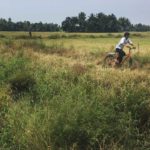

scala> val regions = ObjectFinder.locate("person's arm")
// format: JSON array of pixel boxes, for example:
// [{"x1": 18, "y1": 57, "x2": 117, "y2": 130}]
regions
[
  {"x1": 127, "y1": 39, "x2": 136, "y2": 49},
  {"x1": 128, "y1": 39, "x2": 133, "y2": 46}
]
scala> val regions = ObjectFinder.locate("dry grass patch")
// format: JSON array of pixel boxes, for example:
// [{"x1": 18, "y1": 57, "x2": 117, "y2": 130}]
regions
[{"x1": 71, "y1": 63, "x2": 87, "y2": 75}]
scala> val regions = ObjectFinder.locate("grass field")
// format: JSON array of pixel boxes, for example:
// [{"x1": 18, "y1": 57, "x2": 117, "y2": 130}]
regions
[{"x1": 0, "y1": 32, "x2": 150, "y2": 150}]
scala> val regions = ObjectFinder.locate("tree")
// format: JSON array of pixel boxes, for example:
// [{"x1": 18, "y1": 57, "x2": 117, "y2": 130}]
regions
[
  {"x1": 87, "y1": 13, "x2": 98, "y2": 32},
  {"x1": 62, "y1": 17, "x2": 72, "y2": 32},
  {"x1": 106, "y1": 14, "x2": 119, "y2": 32},
  {"x1": 118, "y1": 17, "x2": 132, "y2": 31},
  {"x1": 0, "y1": 18, "x2": 7, "y2": 31},
  {"x1": 0, "y1": 18, "x2": 60, "y2": 32},
  {"x1": 62, "y1": 17, "x2": 79, "y2": 32},
  {"x1": 96, "y1": 13, "x2": 107, "y2": 32},
  {"x1": 78, "y1": 12, "x2": 86, "y2": 32}
]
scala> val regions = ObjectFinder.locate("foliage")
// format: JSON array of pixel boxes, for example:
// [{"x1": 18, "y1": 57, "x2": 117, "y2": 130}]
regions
[
  {"x1": 0, "y1": 18, "x2": 60, "y2": 32},
  {"x1": 62, "y1": 12, "x2": 150, "y2": 32},
  {"x1": 1, "y1": 68, "x2": 150, "y2": 149},
  {"x1": 1, "y1": 12, "x2": 150, "y2": 32},
  {"x1": 9, "y1": 72, "x2": 36, "y2": 97}
]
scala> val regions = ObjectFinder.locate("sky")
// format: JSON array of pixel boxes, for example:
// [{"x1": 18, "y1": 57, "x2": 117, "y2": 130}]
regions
[{"x1": 0, "y1": 0, "x2": 150, "y2": 25}]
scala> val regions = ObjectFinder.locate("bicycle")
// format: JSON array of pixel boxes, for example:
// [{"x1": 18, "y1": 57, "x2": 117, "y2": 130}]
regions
[{"x1": 102, "y1": 46, "x2": 140, "y2": 69}]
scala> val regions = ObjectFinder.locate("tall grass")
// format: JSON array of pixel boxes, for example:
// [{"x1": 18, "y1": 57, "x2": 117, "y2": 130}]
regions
[
  {"x1": 0, "y1": 32, "x2": 150, "y2": 150},
  {"x1": 1, "y1": 63, "x2": 150, "y2": 149}
]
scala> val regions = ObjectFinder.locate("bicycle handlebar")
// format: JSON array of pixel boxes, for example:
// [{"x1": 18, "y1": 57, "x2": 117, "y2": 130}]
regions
[{"x1": 128, "y1": 46, "x2": 136, "y2": 50}]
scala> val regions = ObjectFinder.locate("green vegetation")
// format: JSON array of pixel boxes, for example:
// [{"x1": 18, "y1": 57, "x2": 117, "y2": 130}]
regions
[
  {"x1": 0, "y1": 32, "x2": 150, "y2": 150},
  {"x1": 1, "y1": 12, "x2": 150, "y2": 32}
]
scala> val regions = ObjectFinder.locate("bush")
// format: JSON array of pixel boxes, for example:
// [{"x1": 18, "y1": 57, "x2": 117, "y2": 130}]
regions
[
  {"x1": 1, "y1": 57, "x2": 29, "y2": 81},
  {"x1": 0, "y1": 34, "x2": 5, "y2": 38},
  {"x1": 9, "y1": 73, "x2": 36, "y2": 98}
]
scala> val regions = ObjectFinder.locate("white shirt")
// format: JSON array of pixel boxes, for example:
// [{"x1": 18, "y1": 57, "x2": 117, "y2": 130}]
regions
[{"x1": 116, "y1": 37, "x2": 132, "y2": 49}]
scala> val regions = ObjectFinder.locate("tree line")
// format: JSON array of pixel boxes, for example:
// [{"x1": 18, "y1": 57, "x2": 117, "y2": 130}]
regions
[
  {"x1": 62, "y1": 12, "x2": 150, "y2": 32},
  {"x1": 0, "y1": 18, "x2": 60, "y2": 32},
  {"x1": 0, "y1": 12, "x2": 150, "y2": 32}
]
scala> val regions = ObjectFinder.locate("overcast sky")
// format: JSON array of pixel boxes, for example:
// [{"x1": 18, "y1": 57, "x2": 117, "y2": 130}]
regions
[{"x1": 0, "y1": 0, "x2": 150, "y2": 25}]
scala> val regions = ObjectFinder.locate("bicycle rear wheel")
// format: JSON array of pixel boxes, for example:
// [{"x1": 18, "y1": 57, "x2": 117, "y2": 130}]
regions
[{"x1": 103, "y1": 54, "x2": 115, "y2": 68}]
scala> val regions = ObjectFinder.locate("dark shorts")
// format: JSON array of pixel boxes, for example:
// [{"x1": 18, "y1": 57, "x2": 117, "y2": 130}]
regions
[{"x1": 115, "y1": 48, "x2": 126, "y2": 63}]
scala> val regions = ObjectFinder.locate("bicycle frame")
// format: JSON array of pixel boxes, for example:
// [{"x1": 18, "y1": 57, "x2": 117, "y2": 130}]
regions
[{"x1": 120, "y1": 47, "x2": 132, "y2": 65}]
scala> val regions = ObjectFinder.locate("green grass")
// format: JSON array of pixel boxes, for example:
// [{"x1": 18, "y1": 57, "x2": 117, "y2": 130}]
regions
[{"x1": 0, "y1": 32, "x2": 150, "y2": 150}]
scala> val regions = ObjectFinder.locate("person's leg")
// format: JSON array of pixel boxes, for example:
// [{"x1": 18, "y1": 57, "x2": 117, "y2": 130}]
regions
[
  {"x1": 115, "y1": 49, "x2": 122, "y2": 64},
  {"x1": 120, "y1": 50, "x2": 126, "y2": 64}
]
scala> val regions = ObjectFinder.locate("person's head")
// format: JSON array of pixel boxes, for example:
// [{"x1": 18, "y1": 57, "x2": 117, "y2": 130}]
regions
[{"x1": 124, "y1": 32, "x2": 130, "y2": 39}]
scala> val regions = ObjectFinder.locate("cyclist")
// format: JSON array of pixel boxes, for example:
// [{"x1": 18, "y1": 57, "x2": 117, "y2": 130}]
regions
[{"x1": 115, "y1": 32, "x2": 134, "y2": 64}]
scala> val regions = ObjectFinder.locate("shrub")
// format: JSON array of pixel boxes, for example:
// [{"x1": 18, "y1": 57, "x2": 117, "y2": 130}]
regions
[
  {"x1": 2, "y1": 57, "x2": 30, "y2": 81},
  {"x1": 0, "y1": 34, "x2": 5, "y2": 38},
  {"x1": 9, "y1": 73, "x2": 36, "y2": 98}
]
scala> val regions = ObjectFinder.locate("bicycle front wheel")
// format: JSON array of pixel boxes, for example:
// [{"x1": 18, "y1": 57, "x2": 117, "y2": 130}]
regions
[{"x1": 122, "y1": 58, "x2": 141, "y2": 69}]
